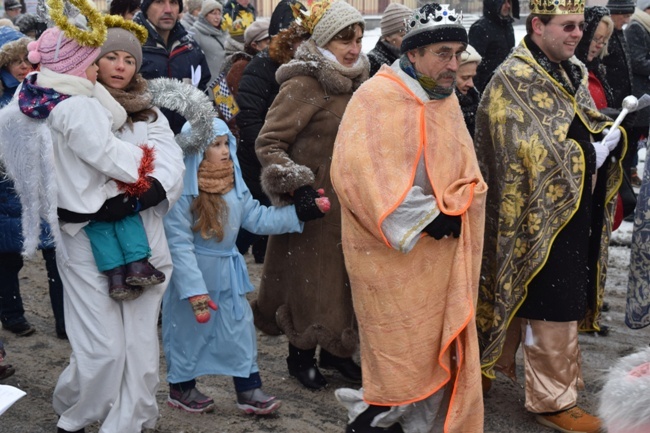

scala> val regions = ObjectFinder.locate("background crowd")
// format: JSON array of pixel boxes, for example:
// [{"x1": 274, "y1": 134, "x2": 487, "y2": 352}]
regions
[{"x1": 0, "y1": 0, "x2": 649, "y2": 433}]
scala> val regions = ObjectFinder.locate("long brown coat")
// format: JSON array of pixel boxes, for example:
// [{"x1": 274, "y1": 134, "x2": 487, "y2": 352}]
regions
[{"x1": 251, "y1": 40, "x2": 369, "y2": 357}]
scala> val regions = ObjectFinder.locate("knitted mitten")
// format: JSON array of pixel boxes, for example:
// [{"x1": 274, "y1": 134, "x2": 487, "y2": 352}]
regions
[{"x1": 188, "y1": 294, "x2": 218, "y2": 323}]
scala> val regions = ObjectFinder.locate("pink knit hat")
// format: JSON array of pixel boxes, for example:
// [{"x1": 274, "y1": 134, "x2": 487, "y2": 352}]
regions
[{"x1": 27, "y1": 26, "x2": 100, "y2": 78}]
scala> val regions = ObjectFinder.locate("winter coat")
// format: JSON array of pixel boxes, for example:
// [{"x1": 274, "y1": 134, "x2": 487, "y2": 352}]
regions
[
  {"x1": 162, "y1": 122, "x2": 302, "y2": 383},
  {"x1": 134, "y1": 12, "x2": 211, "y2": 133},
  {"x1": 191, "y1": 17, "x2": 229, "y2": 80},
  {"x1": 468, "y1": 0, "x2": 519, "y2": 92},
  {"x1": 0, "y1": 69, "x2": 17, "y2": 107},
  {"x1": 367, "y1": 39, "x2": 399, "y2": 77},
  {"x1": 251, "y1": 40, "x2": 369, "y2": 357},
  {"x1": 456, "y1": 86, "x2": 481, "y2": 139},
  {"x1": 603, "y1": 28, "x2": 634, "y2": 109},
  {"x1": 235, "y1": 49, "x2": 279, "y2": 201},
  {"x1": 180, "y1": 13, "x2": 196, "y2": 32},
  {"x1": 624, "y1": 12, "x2": 650, "y2": 128}
]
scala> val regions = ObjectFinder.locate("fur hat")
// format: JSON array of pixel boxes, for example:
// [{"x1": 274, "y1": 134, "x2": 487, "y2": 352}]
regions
[
  {"x1": 599, "y1": 347, "x2": 650, "y2": 433},
  {"x1": 27, "y1": 26, "x2": 100, "y2": 78},
  {"x1": 141, "y1": 0, "x2": 183, "y2": 16},
  {"x1": 459, "y1": 43, "x2": 481, "y2": 66},
  {"x1": 98, "y1": 27, "x2": 143, "y2": 72},
  {"x1": 310, "y1": 0, "x2": 364, "y2": 47},
  {"x1": 244, "y1": 19, "x2": 269, "y2": 45},
  {"x1": 380, "y1": 3, "x2": 411, "y2": 37},
  {"x1": 0, "y1": 26, "x2": 29, "y2": 69},
  {"x1": 200, "y1": 0, "x2": 222, "y2": 18},
  {"x1": 606, "y1": 0, "x2": 636, "y2": 14},
  {"x1": 401, "y1": 3, "x2": 467, "y2": 54},
  {"x1": 14, "y1": 13, "x2": 44, "y2": 38}
]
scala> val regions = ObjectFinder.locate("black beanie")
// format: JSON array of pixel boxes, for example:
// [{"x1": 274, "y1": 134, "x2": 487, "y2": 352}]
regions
[
  {"x1": 606, "y1": 0, "x2": 636, "y2": 14},
  {"x1": 269, "y1": 0, "x2": 305, "y2": 37},
  {"x1": 141, "y1": 0, "x2": 183, "y2": 17}
]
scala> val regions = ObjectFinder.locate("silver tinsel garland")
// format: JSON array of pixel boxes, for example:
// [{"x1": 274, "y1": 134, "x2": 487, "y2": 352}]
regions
[{"x1": 147, "y1": 78, "x2": 217, "y2": 156}]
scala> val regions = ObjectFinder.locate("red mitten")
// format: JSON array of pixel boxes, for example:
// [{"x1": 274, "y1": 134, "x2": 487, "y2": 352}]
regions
[{"x1": 188, "y1": 294, "x2": 218, "y2": 323}]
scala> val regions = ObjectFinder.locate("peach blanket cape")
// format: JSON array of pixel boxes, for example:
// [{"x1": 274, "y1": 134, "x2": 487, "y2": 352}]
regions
[{"x1": 331, "y1": 65, "x2": 487, "y2": 433}]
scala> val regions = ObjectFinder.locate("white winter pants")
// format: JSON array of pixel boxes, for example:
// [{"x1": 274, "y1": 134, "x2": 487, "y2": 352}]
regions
[{"x1": 53, "y1": 215, "x2": 171, "y2": 433}]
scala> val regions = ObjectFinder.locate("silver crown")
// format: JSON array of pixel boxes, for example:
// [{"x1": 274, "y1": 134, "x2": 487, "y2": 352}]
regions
[{"x1": 406, "y1": 3, "x2": 463, "y2": 34}]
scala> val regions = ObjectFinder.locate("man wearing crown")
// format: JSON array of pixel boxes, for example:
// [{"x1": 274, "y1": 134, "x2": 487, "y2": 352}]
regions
[
  {"x1": 331, "y1": 3, "x2": 487, "y2": 432},
  {"x1": 474, "y1": 0, "x2": 625, "y2": 431}
]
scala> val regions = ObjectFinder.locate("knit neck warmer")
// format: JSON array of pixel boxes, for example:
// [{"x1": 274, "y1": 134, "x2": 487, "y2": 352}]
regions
[
  {"x1": 524, "y1": 35, "x2": 582, "y2": 97},
  {"x1": 198, "y1": 158, "x2": 234, "y2": 194},
  {"x1": 103, "y1": 74, "x2": 153, "y2": 115},
  {"x1": 399, "y1": 54, "x2": 453, "y2": 100}
]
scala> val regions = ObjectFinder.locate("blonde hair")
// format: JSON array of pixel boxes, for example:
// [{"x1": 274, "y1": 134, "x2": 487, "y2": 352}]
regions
[
  {"x1": 191, "y1": 192, "x2": 229, "y2": 241},
  {"x1": 597, "y1": 15, "x2": 615, "y2": 59}
]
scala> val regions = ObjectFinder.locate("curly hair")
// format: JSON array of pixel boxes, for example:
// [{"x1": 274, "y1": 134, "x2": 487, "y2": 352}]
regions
[
  {"x1": 0, "y1": 37, "x2": 30, "y2": 70},
  {"x1": 269, "y1": 21, "x2": 310, "y2": 65}
]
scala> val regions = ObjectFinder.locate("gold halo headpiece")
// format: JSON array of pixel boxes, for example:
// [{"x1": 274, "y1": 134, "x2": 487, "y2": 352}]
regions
[{"x1": 529, "y1": 0, "x2": 585, "y2": 15}]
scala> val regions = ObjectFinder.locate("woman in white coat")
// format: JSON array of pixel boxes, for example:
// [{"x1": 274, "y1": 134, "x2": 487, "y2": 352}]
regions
[{"x1": 12, "y1": 22, "x2": 184, "y2": 433}]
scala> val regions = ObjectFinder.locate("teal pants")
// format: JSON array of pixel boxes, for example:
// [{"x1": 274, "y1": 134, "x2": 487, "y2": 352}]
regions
[{"x1": 84, "y1": 213, "x2": 151, "y2": 272}]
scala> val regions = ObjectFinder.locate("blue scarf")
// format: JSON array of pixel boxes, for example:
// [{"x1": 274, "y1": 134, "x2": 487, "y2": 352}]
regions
[{"x1": 18, "y1": 74, "x2": 71, "y2": 119}]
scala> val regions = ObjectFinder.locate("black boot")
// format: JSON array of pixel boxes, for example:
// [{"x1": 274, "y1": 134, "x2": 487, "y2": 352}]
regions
[
  {"x1": 346, "y1": 404, "x2": 405, "y2": 433},
  {"x1": 287, "y1": 343, "x2": 327, "y2": 390},
  {"x1": 319, "y1": 349, "x2": 362, "y2": 383},
  {"x1": 57, "y1": 427, "x2": 85, "y2": 433}
]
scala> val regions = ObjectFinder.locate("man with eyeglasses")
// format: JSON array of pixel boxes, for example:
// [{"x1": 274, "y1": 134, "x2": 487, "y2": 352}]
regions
[
  {"x1": 474, "y1": 0, "x2": 624, "y2": 432},
  {"x1": 331, "y1": 3, "x2": 487, "y2": 432}
]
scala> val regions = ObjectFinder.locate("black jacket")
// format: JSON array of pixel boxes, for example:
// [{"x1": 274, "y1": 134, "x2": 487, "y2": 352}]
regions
[
  {"x1": 455, "y1": 87, "x2": 481, "y2": 139},
  {"x1": 468, "y1": 0, "x2": 519, "y2": 92},
  {"x1": 235, "y1": 49, "x2": 279, "y2": 200},
  {"x1": 134, "y1": 12, "x2": 211, "y2": 133},
  {"x1": 367, "y1": 39, "x2": 399, "y2": 76},
  {"x1": 624, "y1": 20, "x2": 650, "y2": 127},
  {"x1": 603, "y1": 28, "x2": 634, "y2": 109}
]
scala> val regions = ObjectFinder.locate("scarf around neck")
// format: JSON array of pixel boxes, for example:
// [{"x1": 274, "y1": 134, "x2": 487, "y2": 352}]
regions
[
  {"x1": 399, "y1": 54, "x2": 454, "y2": 100},
  {"x1": 103, "y1": 74, "x2": 153, "y2": 115},
  {"x1": 198, "y1": 158, "x2": 235, "y2": 194}
]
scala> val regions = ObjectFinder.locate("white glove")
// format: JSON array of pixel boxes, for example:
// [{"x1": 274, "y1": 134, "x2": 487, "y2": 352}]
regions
[
  {"x1": 602, "y1": 127, "x2": 621, "y2": 152},
  {"x1": 592, "y1": 140, "x2": 609, "y2": 169}
]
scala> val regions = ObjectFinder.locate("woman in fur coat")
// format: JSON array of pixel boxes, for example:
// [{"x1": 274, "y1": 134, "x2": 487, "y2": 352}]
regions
[{"x1": 251, "y1": 0, "x2": 369, "y2": 390}]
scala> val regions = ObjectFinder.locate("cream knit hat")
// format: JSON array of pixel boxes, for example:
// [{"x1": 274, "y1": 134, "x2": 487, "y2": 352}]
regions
[
  {"x1": 380, "y1": 3, "x2": 411, "y2": 37},
  {"x1": 200, "y1": 0, "x2": 223, "y2": 18},
  {"x1": 459, "y1": 44, "x2": 481, "y2": 67},
  {"x1": 311, "y1": 1, "x2": 364, "y2": 47}
]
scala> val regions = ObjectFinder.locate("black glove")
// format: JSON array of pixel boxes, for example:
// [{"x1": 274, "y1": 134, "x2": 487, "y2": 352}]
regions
[
  {"x1": 92, "y1": 194, "x2": 139, "y2": 222},
  {"x1": 137, "y1": 177, "x2": 167, "y2": 211},
  {"x1": 423, "y1": 213, "x2": 462, "y2": 240},
  {"x1": 293, "y1": 185, "x2": 325, "y2": 222}
]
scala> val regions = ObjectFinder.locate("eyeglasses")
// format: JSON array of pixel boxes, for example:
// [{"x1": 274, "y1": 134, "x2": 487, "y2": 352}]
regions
[
  {"x1": 547, "y1": 22, "x2": 585, "y2": 33},
  {"x1": 592, "y1": 35, "x2": 609, "y2": 45},
  {"x1": 9, "y1": 57, "x2": 30, "y2": 67},
  {"x1": 425, "y1": 48, "x2": 471, "y2": 63}
]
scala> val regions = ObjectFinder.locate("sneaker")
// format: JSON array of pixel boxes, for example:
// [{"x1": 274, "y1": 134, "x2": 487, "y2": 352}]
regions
[
  {"x1": 125, "y1": 259, "x2": 166, "y2": 286},
  {"x1": 167, "y1": 387, "x2": 215, "y2": 413},
  {"x1": 236, "y1": 388, "x2": 281, "y2": 415},
  {"x1": 2, "y1": 321, "x2": 35, "y2": 337},
  {"x1": 536, "y1": 406, "x2": 602, "y2": 433}
]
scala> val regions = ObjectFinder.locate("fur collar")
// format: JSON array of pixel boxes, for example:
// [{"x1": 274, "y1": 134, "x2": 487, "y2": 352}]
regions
[{"x1": 275, "y1": 39, "x2": 369, "y2": 96}]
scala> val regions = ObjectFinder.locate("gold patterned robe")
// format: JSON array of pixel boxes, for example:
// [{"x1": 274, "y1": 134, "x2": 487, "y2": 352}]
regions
[{"x1": 474, "y1": 40, "x2": 625, "y2": 377}]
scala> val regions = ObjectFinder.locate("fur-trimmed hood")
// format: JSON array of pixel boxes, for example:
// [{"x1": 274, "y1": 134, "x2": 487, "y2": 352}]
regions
[
  {"x1": 275, "y1": 39, "x2": 369, "y2": 96},
  {"x1": 0, "y1": 37, "x2": 30, "y2": 96}
]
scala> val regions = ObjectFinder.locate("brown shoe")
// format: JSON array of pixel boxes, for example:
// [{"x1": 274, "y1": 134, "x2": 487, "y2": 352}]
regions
[
  {"x1": 125, "y1": 259, "x2": 166, "y2": 286},
  {"x1": 0, "y1": 364, "x2": 15, "y2": 380},
  {"x1": 104, "y1": 266, "x2": 131, "y2": 301},
  {"x1": 536, "y1": 406, "x2": 602, "y2": 433}
]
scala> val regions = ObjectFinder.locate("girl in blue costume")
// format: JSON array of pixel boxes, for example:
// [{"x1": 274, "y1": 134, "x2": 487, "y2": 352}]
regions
[{"x1": 162, "y1": 117, "x2": 329, "y2": 414}]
